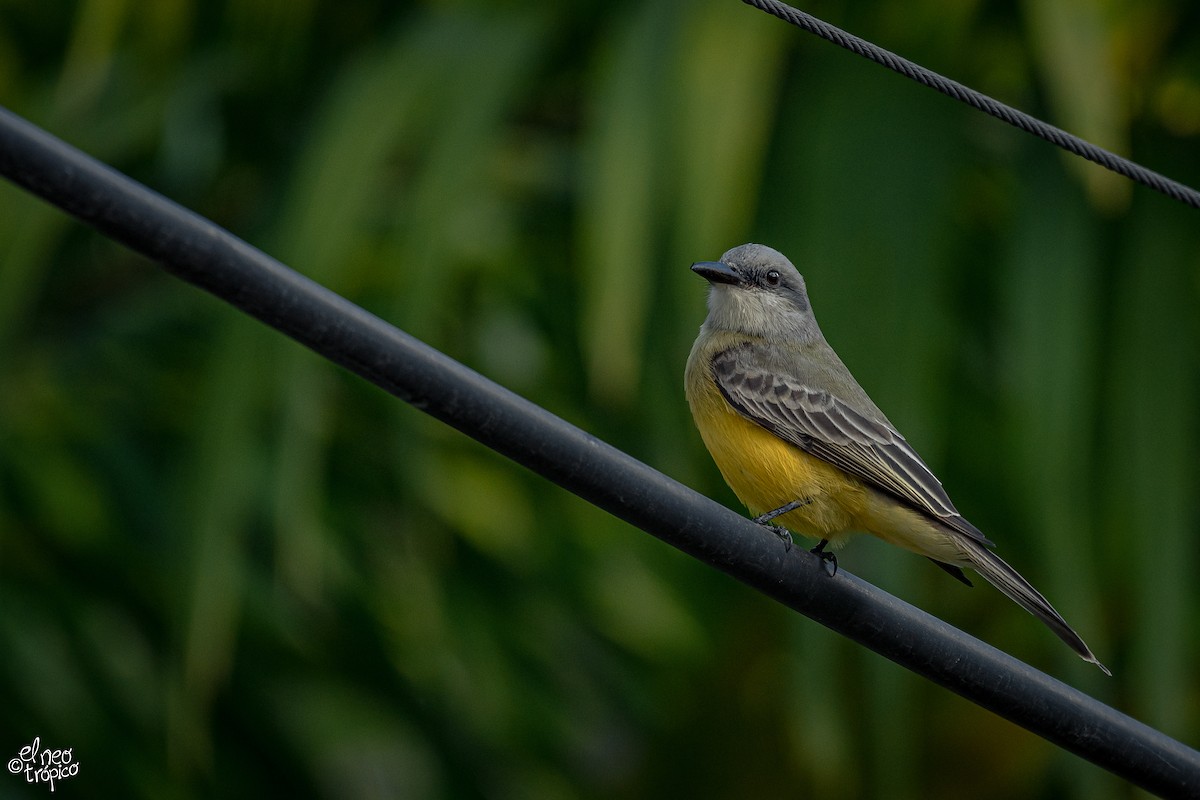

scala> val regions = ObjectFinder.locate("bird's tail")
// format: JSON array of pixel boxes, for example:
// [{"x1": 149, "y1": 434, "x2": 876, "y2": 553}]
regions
[{"x1": 961, "y1": 539, "x2": 1110, "y2": 676}]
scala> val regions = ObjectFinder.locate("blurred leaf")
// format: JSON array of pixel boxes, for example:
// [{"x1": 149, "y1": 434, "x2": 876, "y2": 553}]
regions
[
  {"x1": 998, "y1": 159, "x2": 1113, "y2": 797},
  {"x1": 172, "y1": 317, "x2": 265, "y2": 775},
  {"x1": 54, "y1": 0, "x2": 131, "y2": 115},
  {"x1": 1021, "y1": 0, "x2": 1129, "y2": 210},
  {"x1": 270, "y1": 679, "x2": 443, "y2": 799},
  {"x1": 586, "y1": 549, "x2": 704, "y2": 661},
  {"x1": 578, "y1": 0, "x2": 672, "y2": 406},
  {"x1": 416, "y1": 452, "x2": 536, "y2": 569},
  {"x1": 671, "y1": 2, "x2": 788, "y2": 258},
  {"x1": 1104, "y1": 200, "x2": 1199, "y2": 739}
]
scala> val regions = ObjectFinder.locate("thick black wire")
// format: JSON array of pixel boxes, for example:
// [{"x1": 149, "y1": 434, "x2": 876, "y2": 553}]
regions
[
  {"x1": 1, "y1": 106, "x2": 1198, "y2": 798},
  {"x1": 743, "y1": 0, "x2": 1200, "y2": 210}
]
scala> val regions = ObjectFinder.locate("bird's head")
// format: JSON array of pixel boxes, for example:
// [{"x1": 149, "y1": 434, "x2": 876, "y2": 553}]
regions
[{"x1": 692, "y1": 243, "x2": 820, "y2": 341}]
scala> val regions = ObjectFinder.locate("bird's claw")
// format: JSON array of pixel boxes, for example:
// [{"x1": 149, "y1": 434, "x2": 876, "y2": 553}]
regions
[
  {"x1": 810, "y1": 539, "x2": 838, "y2": 577},
  {"x1": 753, "y1": 499, "x2": 813, "y2": 553},
  {"x1": 750, "y1": 519, "x2": 793, "y2": 552},
  {"x1": 769, "y1": 524, "x2": 793, "y2": 552}
]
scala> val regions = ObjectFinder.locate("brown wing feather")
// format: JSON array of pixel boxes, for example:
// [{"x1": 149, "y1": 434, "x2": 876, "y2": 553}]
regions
[{"x1": 711, "y1": 350, "x2": 993, "y2": 547}]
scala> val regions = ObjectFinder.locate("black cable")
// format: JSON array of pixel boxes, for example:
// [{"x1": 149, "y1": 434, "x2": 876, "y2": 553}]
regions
[
  {"x1": 0, "y1": 105, "x2": 1197, "y2": 798},
  {"x1": 743, "y1": 0, "x2": 1200, "y2": 210}
]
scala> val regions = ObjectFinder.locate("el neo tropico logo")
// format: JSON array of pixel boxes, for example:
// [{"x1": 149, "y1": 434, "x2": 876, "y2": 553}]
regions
[{"x1": 8, "y1": 737, "x2": 80, "y2": 792}]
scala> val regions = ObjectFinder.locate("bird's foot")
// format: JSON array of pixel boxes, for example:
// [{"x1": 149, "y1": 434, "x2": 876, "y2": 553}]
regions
[
  {"x1": 753, "y1": 498, "x2": 812, "y2": 525},
  {"x1": 759, "y1": 523, "x2": 793, "y2": 552},
  {"x1": 752, "y1": 499, "x2": 813, "y2": 554},
  {"x1": 810, "y1": 539, "x2": 838, "y2": 577}
]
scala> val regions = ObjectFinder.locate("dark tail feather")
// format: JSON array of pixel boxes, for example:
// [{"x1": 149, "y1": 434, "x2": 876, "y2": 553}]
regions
[
  {"x1": 962, "y1": 540, "x2": 1110, "y2": 676},
  {"x1": 928, "y1": 557, "x2": 973, "y2": 587}
]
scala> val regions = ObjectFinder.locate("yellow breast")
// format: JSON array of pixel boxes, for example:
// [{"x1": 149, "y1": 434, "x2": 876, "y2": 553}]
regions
[{"x1": 686, "y1": 370, "x2": 868, "y2": 544}]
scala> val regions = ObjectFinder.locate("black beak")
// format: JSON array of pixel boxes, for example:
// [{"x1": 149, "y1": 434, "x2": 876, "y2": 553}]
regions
[{"x1": 691, "y1": 260, "x2": 741, "y2": 286}]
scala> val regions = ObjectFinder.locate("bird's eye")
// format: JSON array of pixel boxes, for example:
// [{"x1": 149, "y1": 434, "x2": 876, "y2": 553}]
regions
[{"x1": 764, "y1": 269, "x2": 782, "y2": 287}]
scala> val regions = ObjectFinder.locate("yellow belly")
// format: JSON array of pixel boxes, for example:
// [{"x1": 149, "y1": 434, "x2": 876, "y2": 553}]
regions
[{"x1": 689, "y1": 382, "x2": 868, "y2": 545}]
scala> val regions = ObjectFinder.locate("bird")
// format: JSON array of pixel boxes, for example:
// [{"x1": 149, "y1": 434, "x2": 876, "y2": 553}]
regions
[{"x1": 684, "y1": 242, "x2": 1108, "y2": 674}]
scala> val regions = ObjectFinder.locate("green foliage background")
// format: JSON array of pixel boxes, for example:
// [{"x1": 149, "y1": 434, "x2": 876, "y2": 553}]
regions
[{"x1": 1, "y1": 0, "x2": 1198, "y2": 797}]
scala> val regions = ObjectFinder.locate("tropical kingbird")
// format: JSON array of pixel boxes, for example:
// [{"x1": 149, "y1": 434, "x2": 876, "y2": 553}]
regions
[{"x1": 685, "y1": 242, "x2": 1107, "y2": 674}]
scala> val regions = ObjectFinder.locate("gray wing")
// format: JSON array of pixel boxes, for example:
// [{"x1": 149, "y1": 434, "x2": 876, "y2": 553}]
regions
[{"x1": 711, "y1": 349, "x2": 992, "y2": 547}]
